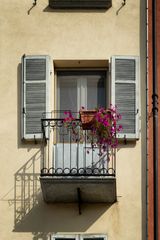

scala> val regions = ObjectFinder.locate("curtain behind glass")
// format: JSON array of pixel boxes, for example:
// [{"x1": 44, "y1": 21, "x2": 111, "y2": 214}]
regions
[
  {"x1": 58, "y1": 73, "x2": 78, "y2": 118},
  {"x1": 87, "y1": 73, "x2": 106, "y2": 109},
  {"x1": 57, "y1": 70, "x2": 106, "y2": 114}
]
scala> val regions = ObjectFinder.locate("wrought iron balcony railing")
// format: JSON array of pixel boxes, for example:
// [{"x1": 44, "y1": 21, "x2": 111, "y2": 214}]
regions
[{"x1": 41, "y1": 117, "x2": 116, "y2": 177}]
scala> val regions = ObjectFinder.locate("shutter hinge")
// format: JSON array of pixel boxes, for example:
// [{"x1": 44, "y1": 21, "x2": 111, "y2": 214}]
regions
[
  {"x1": 23, "y1": 108, "x2": 26, "y2": 114},
  {"x1": 124, "y1": 135, "x2": 127, "y2": 144},
  {"x1": 34, "y1": 135, "x2": 37, "y2": 144}
]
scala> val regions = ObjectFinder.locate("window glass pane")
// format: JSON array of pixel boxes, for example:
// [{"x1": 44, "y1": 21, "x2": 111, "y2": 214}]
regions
[
  {"x1": 87, "y1": 72, "x2": 106, "y2": 109},
  {"x1": 83, "y1": 238, "x2": 104, "y2": 240},
  {"x1": 57, "y1": 70, "x2": 107, "y2": 116},
  {"x1": 58, "y1": 72, "x2": 77, "y2": 118}
]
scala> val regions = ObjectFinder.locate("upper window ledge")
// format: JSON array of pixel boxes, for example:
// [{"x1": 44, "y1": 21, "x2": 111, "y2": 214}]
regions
[{"x1": 49, "y1": 0, "x2": 112, "y2": 10}]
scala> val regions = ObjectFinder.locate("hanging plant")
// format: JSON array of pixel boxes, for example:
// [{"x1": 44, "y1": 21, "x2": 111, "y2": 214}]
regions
[{"x1": 63, "y1": 105, "x2": 122, "y2": 153}]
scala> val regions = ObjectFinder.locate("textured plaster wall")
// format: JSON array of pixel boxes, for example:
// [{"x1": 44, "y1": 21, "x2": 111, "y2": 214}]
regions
[{"x1": 0, "y1": 0, "x2": 145, "y2": 240}]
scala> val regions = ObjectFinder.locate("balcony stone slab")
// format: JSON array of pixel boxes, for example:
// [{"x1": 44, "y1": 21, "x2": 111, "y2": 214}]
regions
[{"x1": 40, "y1": 176, "x2": 116, "y2": 203}]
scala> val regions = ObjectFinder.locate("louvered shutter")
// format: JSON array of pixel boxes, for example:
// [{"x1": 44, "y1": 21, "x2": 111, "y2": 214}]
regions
[
  {"x1": 111, "y1": 56, "x2": 139, "y2": 139},
  {"x1": 21, "y1": 55, "x2": 50, "y2": 140}
]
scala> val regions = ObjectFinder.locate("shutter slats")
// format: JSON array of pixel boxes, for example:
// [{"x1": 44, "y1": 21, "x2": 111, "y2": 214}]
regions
[
  {"x1": 25, "y1": 82, "x2": 46, "y2": 135},
  {"x1": 115, "y1": 59, "x2": 136, "y2": 81},
  {"x1": 26, "y1": 59, "x2": 46, "y2": 81},
  {"x1": 111, "y1": 56, "x2": 139, "y2": 139},
  {"x1": 22, "y1": 56, "x2": 50, "y2": 139}
]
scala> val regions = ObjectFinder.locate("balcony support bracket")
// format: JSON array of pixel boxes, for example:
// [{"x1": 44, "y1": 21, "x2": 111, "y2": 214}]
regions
[{"x1": 77, "y1": 187, "x2": 82, "y2": 215}]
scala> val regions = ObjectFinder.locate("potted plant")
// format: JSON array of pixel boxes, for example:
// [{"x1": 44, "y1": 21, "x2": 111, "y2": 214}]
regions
[
  {"x1": 79, "y1": 109, "x2": 97, "y2": 130},
  {"x1": 63, "y1": 106, "x2": 122, "y2": 153}
]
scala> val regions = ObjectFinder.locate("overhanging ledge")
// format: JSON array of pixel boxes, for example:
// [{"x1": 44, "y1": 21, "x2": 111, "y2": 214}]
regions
[
  {"x1": 40, "y1": 176, "x2": 116, "y2": 203},
  {"x1": 49, "y1": 0, "x2": 112, "y2": 10}
]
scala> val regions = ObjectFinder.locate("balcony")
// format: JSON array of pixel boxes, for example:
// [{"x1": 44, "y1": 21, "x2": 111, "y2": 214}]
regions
[{"x1": 40, "y1": 115, "x2": 116, "y2": 204}]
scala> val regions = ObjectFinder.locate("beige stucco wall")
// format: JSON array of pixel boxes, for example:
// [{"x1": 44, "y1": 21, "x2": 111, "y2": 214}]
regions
[{"x1": 0, "y1": 0, "x2": 146, "y2": 240}]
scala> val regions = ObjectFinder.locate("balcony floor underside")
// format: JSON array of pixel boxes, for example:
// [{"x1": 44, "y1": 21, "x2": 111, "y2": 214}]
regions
[{"x1": 40, "y1": 176, "x2": 116, "y2": 203}]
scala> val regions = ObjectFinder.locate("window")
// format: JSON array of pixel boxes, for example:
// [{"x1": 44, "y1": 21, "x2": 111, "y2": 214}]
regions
[
  {"x1": 53, "y1": 236, "x2": 78, "y2": 240},
  {"x1": 51, "y1": 235, "x2": 107, "y2": 240},
  {"x1": 21, "y1": 55, "x2": 139, "y2": 140},
  {"x1": 57, "y1": 70, "x2": 107, "y2": 118}
]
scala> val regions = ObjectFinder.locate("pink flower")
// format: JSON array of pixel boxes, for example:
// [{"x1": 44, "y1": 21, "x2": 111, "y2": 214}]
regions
[{"x1": 117, "y1": 125, "x2": 123, "y2": 132}]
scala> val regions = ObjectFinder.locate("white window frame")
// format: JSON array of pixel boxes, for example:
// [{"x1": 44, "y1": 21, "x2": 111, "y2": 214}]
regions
[
  {"x1": 80, "y1": 234, "x2": 107, "y2": 240},
  {"x1": 52, "y1": 234, "x2": 79, "y2": 240},
  {"x1": 56, "y1": 68, "x2": 108, "y2": 115},
  {"x1": 51, "y1": 234, "x2": 107, "y2": 240}
]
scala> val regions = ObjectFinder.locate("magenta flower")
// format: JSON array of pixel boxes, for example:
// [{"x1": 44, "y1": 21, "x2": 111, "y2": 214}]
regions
[{"x1": 63, "y1": 105, "x2": 122, "y2": 154}]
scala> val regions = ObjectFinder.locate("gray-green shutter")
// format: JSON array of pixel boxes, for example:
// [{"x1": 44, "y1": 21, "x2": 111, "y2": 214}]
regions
[
  {"x1": 111, "y1": 56, "x2": 139, "y2": 139},
  {"x1": 21, "y1": 55, "x2": 50, "y2": 140}
]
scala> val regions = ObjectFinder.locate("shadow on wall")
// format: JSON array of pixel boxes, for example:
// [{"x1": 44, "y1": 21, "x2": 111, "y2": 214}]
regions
[
  {"x1": 13, "y1": 150, "x2": 42, "y2": 229},
  {"x1": 13, "y1": 149, "x2": 112, "y2": 238},
  {"x1": 43, "y1": 6, "x2": 106, "y2": 13}
]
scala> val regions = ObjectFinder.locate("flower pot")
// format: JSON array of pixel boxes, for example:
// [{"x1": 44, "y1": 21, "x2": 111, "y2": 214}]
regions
[{"x1": 80, "y1": 110, "x2": 96, "y2": 130}]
